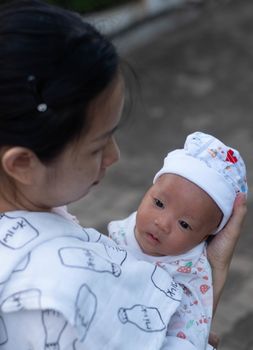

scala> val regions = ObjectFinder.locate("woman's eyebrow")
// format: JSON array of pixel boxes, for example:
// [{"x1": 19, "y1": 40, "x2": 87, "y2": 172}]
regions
[{"x1": 94, "y1": 125, "x2": 119, "y2": 141}]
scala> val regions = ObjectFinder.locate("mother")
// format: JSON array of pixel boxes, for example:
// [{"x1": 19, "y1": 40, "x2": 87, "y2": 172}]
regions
[{"x1": 0, "y1": 1, "x2": 246, "y2": 349}]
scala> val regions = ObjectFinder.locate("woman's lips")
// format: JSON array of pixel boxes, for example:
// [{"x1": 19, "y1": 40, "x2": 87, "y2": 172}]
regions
[{"x1": 93, "y1": 170, "x2": 106, "y2": 186}]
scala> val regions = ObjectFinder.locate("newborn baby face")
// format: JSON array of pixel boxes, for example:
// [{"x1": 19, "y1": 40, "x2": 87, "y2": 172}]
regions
[{"x1": 135, "y1": 174, "x2": 222, "y2": 256}]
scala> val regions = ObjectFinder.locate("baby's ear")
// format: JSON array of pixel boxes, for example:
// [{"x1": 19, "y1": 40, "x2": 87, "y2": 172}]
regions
[{"x1": 1, "y1": 147, "x2": 41, "y2": 185}]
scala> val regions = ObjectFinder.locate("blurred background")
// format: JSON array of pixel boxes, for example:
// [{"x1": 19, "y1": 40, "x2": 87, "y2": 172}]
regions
[
  {"x1": 71, "y1": 1, "x2": 253, "y2": 349},
  {"x1": 17, "y1": 0, "x2": 252, "y2": 349}
]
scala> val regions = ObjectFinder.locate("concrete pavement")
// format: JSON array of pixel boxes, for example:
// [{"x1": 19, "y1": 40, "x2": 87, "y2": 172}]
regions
[{"x1": 70, "y1": 1, "x2": 253, "y2": 348}]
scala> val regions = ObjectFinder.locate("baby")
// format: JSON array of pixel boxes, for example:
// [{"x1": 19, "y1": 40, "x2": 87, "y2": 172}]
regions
[{"x1": 108, "y1": 131, "x2": 247, "y2": 350}]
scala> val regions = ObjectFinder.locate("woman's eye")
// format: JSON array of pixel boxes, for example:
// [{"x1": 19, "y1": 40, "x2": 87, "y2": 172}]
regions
[
  {"x1": 179, "y1": 220, "x2": 191, "y2": 230},
  {"x1": 92, "y1": 149, "x2": 101, "y2": 155},
  {"x1": 154, "y1": 198, "x2": 164, "y2": 208},
  {"x1": 92, "y1": 145, "x2": 105, "y2": 155}
]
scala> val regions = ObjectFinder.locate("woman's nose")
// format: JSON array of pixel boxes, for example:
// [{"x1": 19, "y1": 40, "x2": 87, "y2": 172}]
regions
[{"x1": 102, "y1": 137, "x2": 120, "y2": 168}]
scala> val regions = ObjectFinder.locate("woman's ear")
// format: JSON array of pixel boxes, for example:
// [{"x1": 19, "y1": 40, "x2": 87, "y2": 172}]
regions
[{"x1": 1, "y1": 147, "x2": 41, "y2": 185}]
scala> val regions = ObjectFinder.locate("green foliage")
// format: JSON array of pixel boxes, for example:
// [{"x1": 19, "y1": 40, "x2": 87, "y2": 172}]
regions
[
  {"x1": 0, "y1": 1, "x2": 138, "y2": 13},
  {"x1": 45, "y1": 0, "x2": 137, "y2": 13}
]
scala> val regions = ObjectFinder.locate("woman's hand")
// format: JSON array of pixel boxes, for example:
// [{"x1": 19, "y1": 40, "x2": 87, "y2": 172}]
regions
[
  {"x1": 207, "y1": 193, "x2": 247, "y2": 313},
  {"x1": 208, "y1": 331, "x2": 219, "y2": 349}
]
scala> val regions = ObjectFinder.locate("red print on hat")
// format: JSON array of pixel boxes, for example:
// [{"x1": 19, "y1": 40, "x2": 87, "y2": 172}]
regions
[{"x1": 226, "y1": 149, "x2": 238, "y2": 164}]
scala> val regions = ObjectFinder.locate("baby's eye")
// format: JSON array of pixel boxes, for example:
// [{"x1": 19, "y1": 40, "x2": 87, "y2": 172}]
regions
[
  {"x1": 179, "y1": 220, "x2": 191, "y2": 230},
  {"x1": 154, "y1": 198, "x2": 164, "y2": 209}
]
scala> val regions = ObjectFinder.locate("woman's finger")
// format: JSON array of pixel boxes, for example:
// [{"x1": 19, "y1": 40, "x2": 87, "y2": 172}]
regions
[
  {"x1": 208, "y1": 331, "x2": 219, "y2": 348},
  {"x1": 207, "y1": 193, "x2": 247, "y2": 270}
]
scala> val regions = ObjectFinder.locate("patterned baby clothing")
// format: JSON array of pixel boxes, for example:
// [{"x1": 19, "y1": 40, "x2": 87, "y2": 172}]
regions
[{"x1": 108, "y1": 212, "x2": 214, "y2": 350}]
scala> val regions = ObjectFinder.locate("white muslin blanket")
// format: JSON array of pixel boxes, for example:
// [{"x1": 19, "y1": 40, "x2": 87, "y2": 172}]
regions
[{"x1": 0, "y1": 211, "x2": 184, "y2": 350}]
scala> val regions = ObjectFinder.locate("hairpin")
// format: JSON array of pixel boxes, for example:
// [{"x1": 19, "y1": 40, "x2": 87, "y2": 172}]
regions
[{"x1": 27, "y1": 75, "x2": 48, "y2": 112}]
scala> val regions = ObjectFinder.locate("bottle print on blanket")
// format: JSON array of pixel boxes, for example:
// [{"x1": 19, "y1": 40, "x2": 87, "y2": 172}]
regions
[{"x1": 0, "y1": 214, "x2": 39, "y2": 250}]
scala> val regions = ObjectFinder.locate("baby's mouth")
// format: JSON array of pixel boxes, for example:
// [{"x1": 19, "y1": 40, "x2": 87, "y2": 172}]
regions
[{"x1": 146, "y1": 232, "x2": 159, "y2": 243}]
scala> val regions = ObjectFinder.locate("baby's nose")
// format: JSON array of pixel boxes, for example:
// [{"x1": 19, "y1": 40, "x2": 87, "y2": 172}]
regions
[{"x1": 154, "y1": 216, "x2": 171, "y2": 234}]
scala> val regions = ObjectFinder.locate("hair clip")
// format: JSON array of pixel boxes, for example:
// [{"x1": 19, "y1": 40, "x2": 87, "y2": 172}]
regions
[
  {"x1": 27, "y1": 75, "x2": 36, "y2": 83},
  {"x1": 27, "y1": 75, "x2": 48, "y2": 113},
  {"x1": 37, "y1": 103, "x2": 47, "y2": 112}
]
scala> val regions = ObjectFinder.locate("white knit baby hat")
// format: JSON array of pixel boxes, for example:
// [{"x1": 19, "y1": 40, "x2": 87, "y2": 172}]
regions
[{"x1": 153, "y1": 131, "x2": 247, "y2": 233}]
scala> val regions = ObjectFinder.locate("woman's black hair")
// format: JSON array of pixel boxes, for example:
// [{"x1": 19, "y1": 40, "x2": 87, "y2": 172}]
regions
[{"x1": 0, "y1": 0, "x2": 120, "y2": 162}]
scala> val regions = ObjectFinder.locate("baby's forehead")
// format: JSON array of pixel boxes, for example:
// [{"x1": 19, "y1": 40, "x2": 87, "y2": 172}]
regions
[{"x1": 152, "y1": 173, "x2": 222, "y2": 216}]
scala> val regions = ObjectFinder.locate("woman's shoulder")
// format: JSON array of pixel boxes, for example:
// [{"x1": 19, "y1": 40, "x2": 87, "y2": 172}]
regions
[{"x1": 0, "y1": 211, "x2": 107, "y2": 324}]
